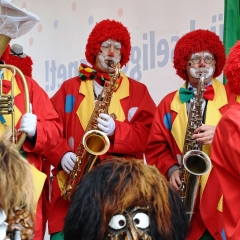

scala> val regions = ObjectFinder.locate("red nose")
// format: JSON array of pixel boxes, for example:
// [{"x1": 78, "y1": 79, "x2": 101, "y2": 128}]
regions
[
  {"x1": 109, "y1": 52, "x2": 114, "y2": 57},
  {"x1": 199, "y1": 60, "x2": 205, "y2": 67}
]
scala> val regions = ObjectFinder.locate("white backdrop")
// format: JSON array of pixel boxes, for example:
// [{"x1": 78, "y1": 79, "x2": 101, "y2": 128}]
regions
[{"x1": 10, "y1": 0, "x2": 224, "y2": 105}]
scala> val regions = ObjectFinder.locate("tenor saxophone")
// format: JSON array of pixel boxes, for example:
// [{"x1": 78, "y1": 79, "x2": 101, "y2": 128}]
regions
[
  {"x1": 61, "y1": 61, "x2": 120, "y2": 200},
  {"x1": 179, "y1": 72, "x2": 212, "y2": 223}
]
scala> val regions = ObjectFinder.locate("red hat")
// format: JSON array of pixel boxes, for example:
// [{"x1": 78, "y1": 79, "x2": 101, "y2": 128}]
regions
[
  {"x1": 85, "y1": 19, "x2": 131, "y2": 67},
  {"x1": 224, "y1": 41, "x2": 240, "y2": 94},
  {"x1": 173, "y1": 29, "x2": 226, "y2": 81}
]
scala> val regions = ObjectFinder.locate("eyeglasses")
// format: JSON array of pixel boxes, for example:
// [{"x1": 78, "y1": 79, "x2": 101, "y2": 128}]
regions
[{"x1": 189, "y1": 56, "x2": 214, "y2": 64}]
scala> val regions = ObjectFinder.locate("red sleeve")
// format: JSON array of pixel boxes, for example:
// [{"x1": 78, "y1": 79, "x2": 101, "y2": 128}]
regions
[
  {"x1": 145, "y1": 93, "x2": 180, "y2": 176},
  {"x1": 108, "y1": 81, "x2": 156, "y2": 157},
  {"x1": 46, "y1": 83, "x2": 73, "y2": 167},
  {"x1": 211, "y1": 103, "x2": 240, "y2": 239},
  {"x1": 20, "y1": 76, "x2": 64, "y2": 167}
]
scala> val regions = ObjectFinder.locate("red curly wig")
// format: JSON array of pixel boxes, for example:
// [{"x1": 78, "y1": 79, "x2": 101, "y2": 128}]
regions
[
  {"x1": 224, "y1": 41, "x2": 240, "y2": 94},
  {"x1": 173, "y1": 29, "x2": 226, "y2": 81},
  {"x1": 6, "y1": 54, "x2": 33, "y2": 77},
  {"x1": 0, "y1": 44, "x2": 33, "y2": 77},
  {"x1": 85, "y1": 19, "x2": 131, "y2": 67}
]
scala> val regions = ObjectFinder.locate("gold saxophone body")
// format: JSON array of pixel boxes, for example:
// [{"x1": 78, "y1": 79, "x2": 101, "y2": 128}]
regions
[
  {"x1": 61, "y1": 61, "x2": 120, "y2": 200},
  {"x1": 179, "y1": 72, "x2": 211, "y2": 223}
]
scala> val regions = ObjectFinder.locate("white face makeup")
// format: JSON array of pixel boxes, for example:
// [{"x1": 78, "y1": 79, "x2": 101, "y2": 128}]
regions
[
  {"x1": 186, "y1": 51, "x2": 216, "y2": 87},
  {"x1": 189, "y1": 66, "x2": 214, "y2": 79},
  {"x1": 95, "y1": 39, "x2": 122, "y2": 73},
  {"x1": 189, "y1": 52, "x2": 215, "y2": 78}
]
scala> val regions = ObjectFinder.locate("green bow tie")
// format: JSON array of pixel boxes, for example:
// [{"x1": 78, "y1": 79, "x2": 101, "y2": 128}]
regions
[{"x1": 179, "y1": 87, "x2": 194, "y2": 103}]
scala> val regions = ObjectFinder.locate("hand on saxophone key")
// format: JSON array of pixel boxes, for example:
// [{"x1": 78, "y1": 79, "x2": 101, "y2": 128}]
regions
[
  {"x1": 97, "y1": 113, "x2": 116, "y2": 136},
  {"x1": 61, "y1": 152, "x2": 77, "y2": 174},
  {"x1": 192, "y1": 124, "x2": 216, "y2": 145}
]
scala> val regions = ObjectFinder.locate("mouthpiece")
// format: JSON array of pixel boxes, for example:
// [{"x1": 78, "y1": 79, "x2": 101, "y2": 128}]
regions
[
  {"x1": 107, "y1": 60, "x2": 115, "y2": 68},
  {"x1": 200, "y1": 72, "x2": 206, "y2": 82}
]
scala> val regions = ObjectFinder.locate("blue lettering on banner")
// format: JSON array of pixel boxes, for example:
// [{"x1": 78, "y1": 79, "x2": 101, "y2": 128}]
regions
[{"x1": 45, "y1": 15, "x2": 223, "y2": 92}]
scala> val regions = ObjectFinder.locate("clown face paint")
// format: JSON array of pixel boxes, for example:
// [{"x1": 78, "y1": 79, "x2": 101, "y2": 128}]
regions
[
  {"x1": 186, "y1": 51, "x2": 216, "y2": 88},
  {"x1": 95, "y1": 39, "x2": 121, "y2": 73},
  {"x1": 104, "y1": 206, "x2": 152, "y2": 240}
]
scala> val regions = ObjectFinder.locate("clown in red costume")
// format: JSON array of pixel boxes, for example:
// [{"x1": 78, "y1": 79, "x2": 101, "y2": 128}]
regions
[
  {"x1": 0, "y1": 42, "x2": 63, "y2": 240},
  {"x1": 211, "y1": 40, "x2": 240, "y2": 240},
  {"x1": 47, "y1": 19, "x2": 156, "y2": 239},
  {"x1": 145, "y1": 29, "x2": 230, "y2": 240}
]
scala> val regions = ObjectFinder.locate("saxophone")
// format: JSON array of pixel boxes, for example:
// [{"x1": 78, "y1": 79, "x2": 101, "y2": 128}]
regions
[
  {"x1": 179, "y1": 72, "x2": 211, "y2": 223},
  {"x1": 6, "y1": 207, "x2": 34, "y2": 239},
  {"x1": 61, "y1": 61, "x2": 120, "y2": 200}
]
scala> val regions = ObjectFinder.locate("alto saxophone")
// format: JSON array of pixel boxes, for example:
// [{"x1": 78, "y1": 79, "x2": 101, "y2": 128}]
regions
[
  {"x1": 61, "y1": 61, "x2": 120, "y2": 200},
  {"x1": 179, "y1": 72, "x2": 211, "y2": 223}
]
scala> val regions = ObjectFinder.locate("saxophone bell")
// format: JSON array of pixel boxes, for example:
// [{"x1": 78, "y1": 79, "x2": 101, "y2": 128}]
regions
[
  {"x1": 82, "y1": 130, "x2": 110, "y2": 156},
  {"x1": 183, "y1": 150, "x2": 211, "y2": 176},
  {"x1": 180, "y1": 150, "x2": 211, "y2": 223}
]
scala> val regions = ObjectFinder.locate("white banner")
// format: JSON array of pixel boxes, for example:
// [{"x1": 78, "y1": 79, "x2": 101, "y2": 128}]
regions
[{"x1": 10, "y1": 0, "x2": 224, "y2": 105}]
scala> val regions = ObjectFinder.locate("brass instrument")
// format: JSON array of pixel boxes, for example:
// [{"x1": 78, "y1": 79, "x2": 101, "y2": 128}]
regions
[
  {"x1": 0, "y1": 64, "x2": 30, "y2": 149},
  {"x1": 61, "y1": 61, "x2": 120, "y2": 200},
  {"x1": 0, "y1": 35, "x2": 30, "y2": 149},
  {"x1": 179, "y1": 72, "x2": 211, "y2": 223}
]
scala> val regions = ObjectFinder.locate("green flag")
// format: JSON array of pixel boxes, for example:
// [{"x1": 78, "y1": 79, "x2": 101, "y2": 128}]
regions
[{"x1": 223, "y1": 0, "x2": 240, "y2": 83}]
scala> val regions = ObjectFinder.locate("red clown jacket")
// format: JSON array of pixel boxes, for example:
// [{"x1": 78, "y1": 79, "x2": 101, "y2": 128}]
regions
[
  {"x1": 145, "y1": 79, "x2": 229, "y2": 240},
  {"x1": 0, "y1": 70, "x2": 63, "y2": 240},
  {"x1": 211, "y1": 103, "x2": 240, "y2": 240},
  {"x1": 46, "y1": 71, "x2": 156, "y2": 234}
]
